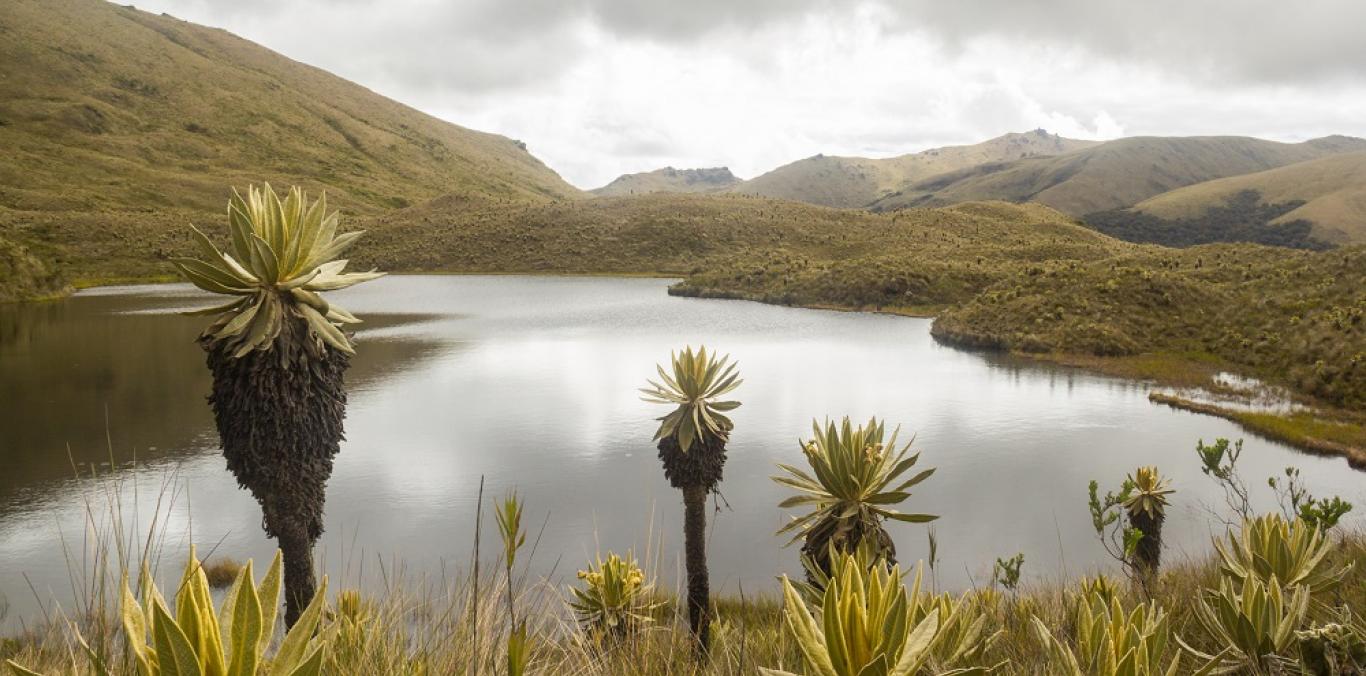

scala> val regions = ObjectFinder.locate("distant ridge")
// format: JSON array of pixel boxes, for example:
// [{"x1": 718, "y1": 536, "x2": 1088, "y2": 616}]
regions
[
  {"x1": 868, "y1": 135, "x2": 1366, "y2": 216},
  {"x1": 1086, "y1": 151, "x2": 1366, "y2": 247},
  {"x1": 726, "y1": 130, "x2": 1097, "y2": 208},
  {"x1": 591, "y1": 166, "x2": 739, "y2": 196}
]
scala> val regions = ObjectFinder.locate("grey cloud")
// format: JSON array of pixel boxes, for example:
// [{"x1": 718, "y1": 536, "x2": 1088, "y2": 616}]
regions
[
  {"x1": 152, "y1": 0, "x2": 1366, "y2": 94},
  {"x1": 884, "y1": 0, "x2": 1366, "y2": 85},
  {"x1": 143, "y1": 0, "x2": 835, "y2": 94},
  {"x1": 142, "y1": 0, "x2": 594, "y2": 92},
  {"x1": 354, "y1": 0, "x2": 1366, "y2": 86}
]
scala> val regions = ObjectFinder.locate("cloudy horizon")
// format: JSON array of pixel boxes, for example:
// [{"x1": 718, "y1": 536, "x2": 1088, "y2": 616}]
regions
[{"x1": 127, "y1": 0, "x2": 1366, "y2": 189}]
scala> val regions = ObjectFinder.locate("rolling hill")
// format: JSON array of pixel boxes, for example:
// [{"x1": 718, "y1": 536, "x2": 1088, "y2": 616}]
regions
[
  {"x1": 591, "y1": 167, "x2": 739, "y2": 196},
  {"x1": 354, "y1": 193, "x2": 1120, "y2": 294},
  {"x1": 868, "y1": 135, "x2": 1366, "y2": 216},
  {"x1": 725, "y1": 129, "x2": 1096, "y2": 208},
  {"x1": 1091, "y1": 152, "x2": 1366, "y2": 246},
  {"x1": 0, "y1": 0, "x2": 581, "y2": 218}
]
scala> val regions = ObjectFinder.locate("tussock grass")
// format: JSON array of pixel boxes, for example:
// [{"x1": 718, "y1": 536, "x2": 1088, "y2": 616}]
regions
[
  {"x1": 8, "y1": 531, "x2": 1366, "y2": 674},
  {"x1": 201, "y1": 557, "x2": 244, "y2": 589},
  {"x1": 5, "y1": 454, "x2": 1366, "y2": 674}
]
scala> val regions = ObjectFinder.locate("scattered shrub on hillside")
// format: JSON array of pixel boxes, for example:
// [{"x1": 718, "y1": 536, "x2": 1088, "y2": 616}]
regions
[{"x1": 1085, "y1": 190, "x2": 1332, "y2": 250}]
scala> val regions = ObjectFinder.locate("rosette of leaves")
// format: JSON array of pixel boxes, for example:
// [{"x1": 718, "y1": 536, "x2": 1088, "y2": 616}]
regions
[
  {"x1": 7, "y1": 546, "x2": 329, "y2": 676},
  {"x1": 1214, "y1": 514, "x2": 1352, "y2": 596},
  {"x1": 762, "y1": 553, "x2": 941, "y2": 676},
  {"x1": 1076, "y1": 575, "x2": 1123, "y2": 608},
  {"x1": 570, "y1": 551, "x2": 658, "y2": 640},
  {"x1": 1122, "y1": 466, "x2": 1174, "y2": 575},
  {"x1": 1033, "y1": 589, "x2": 1193, "y2": 676},
  {"x1": 791, "y1": 545, "x2": 1004, "y2": 672},
  {"x1": 174, "y1": 184, "x2": 382, "y2": 358},
  {"x1": 1180, "y1": 576, "x2": 1309, "y2": 673},
  {"x1": 773, "y1": 417, "x2": 937, "y2": 580}
]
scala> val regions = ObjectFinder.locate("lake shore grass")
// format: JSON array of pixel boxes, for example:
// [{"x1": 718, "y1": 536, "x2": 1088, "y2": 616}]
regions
[
  {"x1": 71, "y1": 274, "x2": 180, "y2": 289},
  {"x1": 1017, "y1": 350, "x2": 1227, "y2": 390},
  {"x1": 1149, "y1": 392, "x2": 1366, "y2": 468},
  {"x1": 929, "y1": 338, "x2": 1366, "y2": 464}
]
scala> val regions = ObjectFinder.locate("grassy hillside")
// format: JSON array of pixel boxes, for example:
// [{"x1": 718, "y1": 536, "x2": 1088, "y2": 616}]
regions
[
  {"x1": 591, "y1": 167, "x2": 739, "y2": 196},
  {"x1": 728, "y1": 130, "x2": 1095, "y2": 208},
  {"x1": 354, "y1": 192, "x2": 920, "y2": 275},
  {"x1": 1084, "y1": 190, "x2": 1330, "y2": 250},
  {"x1": 869, "y1": 135, "x2": 1366, "y2": 216},
  {"x1": 0, "y1": 0, "x2": 580, "y2": 216},
  {"x1": 669, "y1": 201, "x2": 1125, "y2": 309},
  {"x1": 0, "y1": 0, "x2": 589, "y2": 299},
  {"x1": 931, "y1": 245, "x2": 1366, "y2": 409},
  {"x1": 1108, "y1": 152, "x2": 1366, "y2": 246}
]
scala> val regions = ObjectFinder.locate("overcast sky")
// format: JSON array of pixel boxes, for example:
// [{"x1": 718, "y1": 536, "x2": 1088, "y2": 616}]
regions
[{"x1": 132, "y1": 0, "x2": 1366, "y2": 189}]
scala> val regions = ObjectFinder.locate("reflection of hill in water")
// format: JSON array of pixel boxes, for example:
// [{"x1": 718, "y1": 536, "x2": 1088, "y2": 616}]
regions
[{"x1": 0, "y1": 292, "x2": 450, "y2": 509}]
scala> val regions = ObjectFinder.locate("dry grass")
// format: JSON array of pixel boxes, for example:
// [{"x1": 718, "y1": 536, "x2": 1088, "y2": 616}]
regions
[
  {"x1": 201, "y1": 557, "x2": 244, "y2": 590},
  {"x1": 7, "y1": 531, "x2": 1365, "y2": 674},
  {"x1": 4, "y1": 450, "x2": 1366, "y2": 675}
]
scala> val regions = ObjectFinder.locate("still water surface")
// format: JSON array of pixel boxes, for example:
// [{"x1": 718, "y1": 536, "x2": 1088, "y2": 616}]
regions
[{"x1": 2, "y1": 275, "x2": 1362, "y2": 627}]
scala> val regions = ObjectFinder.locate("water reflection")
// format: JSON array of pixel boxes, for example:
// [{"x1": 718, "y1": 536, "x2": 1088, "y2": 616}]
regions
[
  {"x1": 1, "y1": 276, "x2": 1363, "y2": 631},
  {"x1": 0, "y1": 287, "x2": 447, "y2": 508}
]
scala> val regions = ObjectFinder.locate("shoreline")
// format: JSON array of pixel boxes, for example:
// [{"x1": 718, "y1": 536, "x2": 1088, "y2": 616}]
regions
[
  {"x1": 1148, "y1": 392, "x2": 1366, "y2": 468},
  {"x1": 23, "y1": 271, "x2": 1366, "y2": 464},
  {"x1": 942, "y1": 337, "x2": 1366, "y2": 466}
]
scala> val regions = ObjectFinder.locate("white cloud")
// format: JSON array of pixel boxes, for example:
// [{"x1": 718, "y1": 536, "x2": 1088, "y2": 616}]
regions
[{"x1": 127, "y1": 0, "x2": 1366, "y2": 189}]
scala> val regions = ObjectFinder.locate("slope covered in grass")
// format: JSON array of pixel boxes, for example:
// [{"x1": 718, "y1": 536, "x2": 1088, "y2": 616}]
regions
[
  {"x1": 869, "y1": 135, "x2": 1366, "y2": 216},
  {"x1": 0, "y1": 0, "x2": 589, "y2": 299},
  {"x1": 0, "y1": 0, "x2": 580, "y2": 216},
  {"x1": 1084, "y1": 190, "x2": 1331, "y2": 250},
  {"x1": 355, "y1": 192, "x2": 926, "y2": 275},
  {"x1": 931, "y1": 245, "x2": 1366, "y2": 409},
  {"x1": 1105, "y1": 152, "x2": 1366, "y2": 246},
  {"x1": 728, "y1": 130, "x2": 1095, "y2": 208}
]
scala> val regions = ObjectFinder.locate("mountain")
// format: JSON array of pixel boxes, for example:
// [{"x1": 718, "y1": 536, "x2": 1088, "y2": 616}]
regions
[
  {"x1": 868, "y1": 135, "x2": 1366, "y2": 216},
  {"x1": 726, "y1": 130, "x2": 1097, "y2": 208},
  {"x1": 0, "y1": 0, "x2": 581, "y2": 219},
  {"x1": 1085, "y1": 152, "x2": 1366, "y2": 247},
  {"x1": 591, "y1": 167, "x2": 740, "y2": 196}
]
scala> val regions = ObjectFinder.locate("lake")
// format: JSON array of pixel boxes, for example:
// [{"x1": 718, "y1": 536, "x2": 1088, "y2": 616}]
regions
[{"x1": 1, "y1": 275, "x2": 1362, "y2": 629}]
